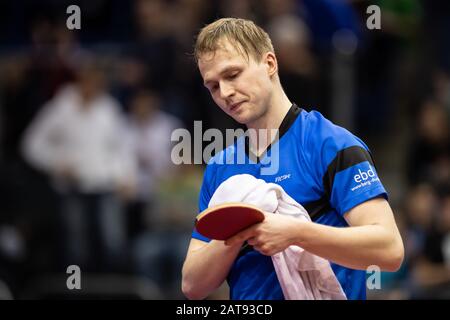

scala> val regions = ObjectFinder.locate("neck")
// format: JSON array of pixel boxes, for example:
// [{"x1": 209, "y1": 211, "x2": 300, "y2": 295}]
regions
[
  {"x1": 246, "y1": 83, "x2": 292, "y2": 155},
  {"x1": 247, "y1": 86, "x2": 292, "y2": 131}
]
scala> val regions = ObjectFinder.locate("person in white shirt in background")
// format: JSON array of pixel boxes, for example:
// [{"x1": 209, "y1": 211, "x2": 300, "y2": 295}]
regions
[{"x1": 21, "y1": 57, "x2": 137, "y2": 272}]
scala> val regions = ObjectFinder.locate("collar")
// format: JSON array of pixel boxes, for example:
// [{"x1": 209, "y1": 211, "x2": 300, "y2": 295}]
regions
[{"x1": 245, "y1": 103, "x2": 302, "y2": 163}]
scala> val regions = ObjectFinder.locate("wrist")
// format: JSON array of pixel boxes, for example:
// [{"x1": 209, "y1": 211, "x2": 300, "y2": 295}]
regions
[{"x1": 290, "y1": 219, "x2": 310, "y2": 247}]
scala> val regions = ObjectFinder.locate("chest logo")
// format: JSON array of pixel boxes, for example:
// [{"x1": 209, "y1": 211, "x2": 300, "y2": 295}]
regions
[{"x1": 275, "y1": 174, "x2": 291, "y2": 183}]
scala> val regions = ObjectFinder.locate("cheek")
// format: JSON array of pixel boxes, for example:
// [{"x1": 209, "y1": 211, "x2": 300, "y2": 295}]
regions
[
  {"x1": 248, "y1": 80, "x2": 270, "y2": 103},
  {"x1": 250, "y1": 71, "x2": 271, "y2": 97},
  {"x1": 212, "y1": 94, "x2": 228, "y2": 111}
]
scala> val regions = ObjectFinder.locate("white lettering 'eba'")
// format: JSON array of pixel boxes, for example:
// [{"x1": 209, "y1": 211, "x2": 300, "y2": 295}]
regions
[{"x1": 354, "y1": 166, "x2": 376, "y2": 183}]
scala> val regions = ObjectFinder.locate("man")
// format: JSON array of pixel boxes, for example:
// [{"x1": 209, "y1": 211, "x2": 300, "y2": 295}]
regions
[
  {"x1": 182, "y1": 18, "x2": 404, "y2": 300},
  {"x1": 22, "y1": 58, "x2": 136, "y2": 271}
]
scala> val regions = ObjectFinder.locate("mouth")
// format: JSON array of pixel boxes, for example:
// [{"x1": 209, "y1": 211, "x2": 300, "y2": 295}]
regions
[{"x1": 229, "y1": 101, "x2": 245, "y2": 113}]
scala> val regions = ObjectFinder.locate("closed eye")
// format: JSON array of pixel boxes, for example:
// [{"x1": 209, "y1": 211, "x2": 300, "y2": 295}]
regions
[
  {"x1": 227, "y1": 72, "x2": 240, "y2": 80},
  {"x1": 210, "y1": 84, "x2": 219, "y2": 92}
]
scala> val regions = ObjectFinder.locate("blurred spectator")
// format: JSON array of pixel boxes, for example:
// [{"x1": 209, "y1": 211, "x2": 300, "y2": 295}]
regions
[
  {"x1": 262, "y1": 0, "x2": 297, "y2": 21},
  {"x1": 113, "y1": 53, "x2": 149, "y2": 108},
  {"x1": 353, "y1": 0, "x2": 421, "y2": 138},
  {"x1": 432, "y1": 70, "x2": 450, "y2": 110},
  {"x1": 409, "y1": 187, "x2": 450, "y2": 298},
  {"x1": 27, "y1": 18, "x2": 77, "y2": 111},
  {"x1": 298, "y1": 0, "x2": 362, "y2": 55},
  {"x1": 21, "y1": 57, "x2": 136, "y2": 272},
  {"x1": 267, "y1": 14, "x2": 319, "y2": 109},
  {"x1": 440, "y1": 193, "x2": 450, "y2": 266},
  {"x1": 0, "y1": 223, "x2": 26, "y2": 298},
  {"x1": 218, "y1": 0, "x2": 258, "y2": 21},
  {"x1": 421, "y1": 0, "x2": 450, "y2": 73},
  {"x1": 404, "y1": 184, "x2": 437, "y2": 264},
  {"x1": 132, "y1": 164, "x2": 203, "y2": 299},
  {"x1": 124, "y1": 88, "x2": 192, "y2": 298},
  {"x1": 407, "y1": 99, "x2": 450, "y2": 186},
  {"x1": 124, "y1": 88, "x2": 182, "y2": 237},
  {"x1": 0, "y1": 55, "x2": 31, "y2": 162},
  {"x1": 132, "y1": 0, "x2": 176, "y2": 92},
  {"x1": 0, "y1": 19, "x2": 80, "y2": 164}
]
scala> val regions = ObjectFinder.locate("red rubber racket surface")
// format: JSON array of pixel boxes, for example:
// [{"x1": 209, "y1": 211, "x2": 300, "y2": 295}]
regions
[{"x1": 195, "y1": 203, "x2": 265, "y2": 240}]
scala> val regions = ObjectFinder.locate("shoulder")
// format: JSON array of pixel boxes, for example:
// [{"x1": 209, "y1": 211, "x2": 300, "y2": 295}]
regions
[
  {"x1": 94, "y1": 95, "x2": 127, "y2": 125},
  {"x1": 53, "y1": 84, "x2": 78, "y2": 101},
  {"x1": 299, "y1": 109, "x2": 369, "y2": 165},
  {"x1": 36, "y1": 85, "x2": 77, "y2": 120},
  {"x1": 301, "y1": 110, "x2": 361, "y2": 146}
]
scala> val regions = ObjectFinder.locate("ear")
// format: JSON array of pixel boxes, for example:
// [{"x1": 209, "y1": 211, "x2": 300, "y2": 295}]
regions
[{"x1": 264, "y1": 52, "x2": 278, "y2": 78}]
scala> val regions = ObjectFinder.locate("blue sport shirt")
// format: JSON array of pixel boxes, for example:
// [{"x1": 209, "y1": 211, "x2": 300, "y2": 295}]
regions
[{"x1": 191, "y1": 105, "x2": 388, "y2": 300}]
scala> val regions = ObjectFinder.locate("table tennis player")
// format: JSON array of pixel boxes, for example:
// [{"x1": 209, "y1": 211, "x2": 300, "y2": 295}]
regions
[{"x1": 181, "y1": 18, "x2": 404, "y2": 300}]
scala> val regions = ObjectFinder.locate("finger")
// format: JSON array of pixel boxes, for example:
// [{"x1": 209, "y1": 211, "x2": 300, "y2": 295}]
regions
[
  {"x1": 253, "y1": 245, "x2": 267, "y2": 256},
  {"x1": 247, "y1": 237, "x2": 257, "y2": 246},
  {"x1": 254, "y1": 245, "x2": 273, "y2": 256},
  {"x1": 225, "y1": 225, "x2": 258, "y2": 246},
  {"x1": 225, "y1": 230, "x2": 250, "y2": 246},
  {"x1": 262, "y1": 211, "x2": 272, "y2": 217}
]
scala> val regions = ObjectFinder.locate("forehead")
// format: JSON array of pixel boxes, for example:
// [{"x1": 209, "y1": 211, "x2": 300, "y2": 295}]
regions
[{"x1": 198, "y1": 40, "x2": 249, "y2": 80}]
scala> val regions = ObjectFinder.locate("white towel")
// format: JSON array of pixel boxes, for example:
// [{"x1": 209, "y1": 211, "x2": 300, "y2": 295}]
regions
[{"x1": 209, "y1": 174, "x2": 347, "y2": 300}]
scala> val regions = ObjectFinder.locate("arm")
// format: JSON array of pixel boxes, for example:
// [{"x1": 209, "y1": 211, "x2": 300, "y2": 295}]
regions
[
  {"x1": 21, "y1": 101, "x2": 65, "y2": 174},
  {"x1": 181, "y1": 238, "x2": 243, "y2": 300},
  {"x1": 226, "y1": 197, "x2": 404, "y2": 272}
]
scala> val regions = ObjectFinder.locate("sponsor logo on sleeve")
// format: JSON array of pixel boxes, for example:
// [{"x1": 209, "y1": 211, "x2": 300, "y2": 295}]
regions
[{"x1": 351, "y1": 165, "x2": 380, "y2": 192}]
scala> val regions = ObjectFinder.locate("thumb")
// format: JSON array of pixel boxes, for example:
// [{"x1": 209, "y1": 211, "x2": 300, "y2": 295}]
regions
[{"x1": 225, "y1": 224, "x2": 258, "y2": 246}]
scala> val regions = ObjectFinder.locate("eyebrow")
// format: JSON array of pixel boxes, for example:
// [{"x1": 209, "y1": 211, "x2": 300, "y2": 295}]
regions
[{"x1": 203, "y1": 66, "x2": 240, "y2": 87}]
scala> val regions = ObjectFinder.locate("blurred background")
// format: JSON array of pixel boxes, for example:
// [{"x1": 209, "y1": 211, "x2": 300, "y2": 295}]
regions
[{"x1": 0, "y1": 0, "x2": 449, "y2": 300}]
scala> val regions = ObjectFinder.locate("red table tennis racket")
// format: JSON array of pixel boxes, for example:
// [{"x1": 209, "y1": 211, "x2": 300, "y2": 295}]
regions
[{"x1": 195, "y1": 203, "x2": 265, "y2": 240}]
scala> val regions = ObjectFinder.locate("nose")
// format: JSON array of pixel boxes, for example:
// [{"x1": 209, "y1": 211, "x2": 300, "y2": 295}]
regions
[{"x1": 219, "y1": 81, "x2": 235, "y2": 100}]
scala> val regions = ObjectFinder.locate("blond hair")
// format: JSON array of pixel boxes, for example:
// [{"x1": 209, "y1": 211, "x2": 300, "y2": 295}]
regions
[{"x1": 194, "y1": 18, "x2": 275, "y2": 63}]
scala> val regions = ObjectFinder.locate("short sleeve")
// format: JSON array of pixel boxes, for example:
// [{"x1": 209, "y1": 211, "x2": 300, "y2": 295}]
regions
[{"x1": 303, "y1": 111, "x2": 387, "y2": 216}]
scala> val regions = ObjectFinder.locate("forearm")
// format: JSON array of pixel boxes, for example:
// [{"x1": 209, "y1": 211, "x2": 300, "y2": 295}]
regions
[
  {"x1": 182, "y1": 240, "x2": 242, "y2": 300},
  {"x1": 293, "y1": 221, "x2": 404, "y2": 271}
]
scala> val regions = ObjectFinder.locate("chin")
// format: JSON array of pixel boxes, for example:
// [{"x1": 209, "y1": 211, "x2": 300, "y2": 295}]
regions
[
  {"x1": 231, "y1": 112, "x2": 253, "y2": 125},
  {"x1": 229, "y1": 104, "x2": 259, "y2": 125},
  {"x1": 232, "y1": 116, "x2": 248, "y2": 124}
]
